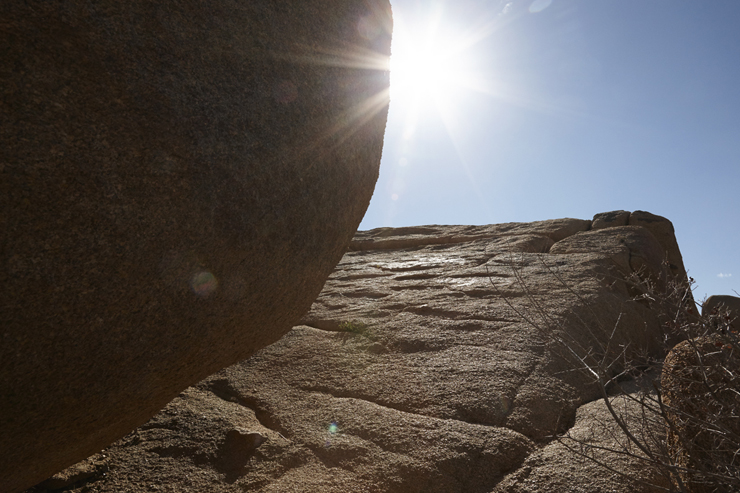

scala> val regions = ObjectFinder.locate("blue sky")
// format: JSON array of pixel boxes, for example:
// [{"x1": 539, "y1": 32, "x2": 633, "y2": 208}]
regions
[{"x1": 360, "y1": 0, "x2": 739, "y2": 302}]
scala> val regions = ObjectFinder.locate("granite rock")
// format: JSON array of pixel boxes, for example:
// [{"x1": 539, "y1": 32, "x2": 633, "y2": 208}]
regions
[
  {"x1": 591, "y1": 210, "x2": 630, "y2": 230},
  {"x1": 0, "y1": 1, "x2": 391, "y2": 491},
  {"x1": 627, "y1": 210, "x2": 688, "y2": 284},
  {"x1": 661, "y1": 334, "x2": 740, "y2": 492},
  {"x1": 33, "y1": 212, "x2": 695, "y2": 492},
  {"x1": 493, "y1": 390, "x2": 672, "y2": 493},
  {"x1": 702, "y1": 294, "x2": 740, "y2": 332},
  {"x1": 591, "y1": 210, "x2": 689, "y2": 286}
]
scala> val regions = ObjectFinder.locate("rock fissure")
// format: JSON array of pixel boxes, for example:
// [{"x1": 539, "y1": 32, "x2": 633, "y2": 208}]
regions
[
  {"x1": 29, "y1": 211, "x2": 696, "y2": 492},
  {"x1": 204, "y1": 379, "x2": 288, "y2": 440}
]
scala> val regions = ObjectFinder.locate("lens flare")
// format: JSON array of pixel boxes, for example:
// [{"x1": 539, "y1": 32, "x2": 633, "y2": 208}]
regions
[
  {"x1": 529, "y1": 0, "x2": 553, "y2": 14},
  {"x1": 191, "y1": 271, "x2": 218, "y2": 297}
]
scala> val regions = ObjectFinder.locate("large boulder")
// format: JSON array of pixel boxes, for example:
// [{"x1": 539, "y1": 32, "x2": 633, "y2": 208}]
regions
[
  {"x1": 627, "y1": 210, "x2": 688, "y2": 284},
  {"x1": 592, "y1": 210, "x2": 690, "y2": 286},
  {"x1": 42, "y1": 212, "x2": 692, "y2": 492},
  {"x1": 591, "y1": 209, "x2": 631, "y2": 230},
  {"x1": 661, "y1": 334, "x2": 740, "y2": 492},
  {"x1": 493, "y1": 391, "x2": 672, "y2": 493},
  {"x1": 0, "y1": 1, "x2": 391, "y2": 491}
]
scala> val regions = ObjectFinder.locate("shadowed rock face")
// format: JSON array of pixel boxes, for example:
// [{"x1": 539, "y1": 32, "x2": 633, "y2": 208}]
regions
[
  {"x1": 703, "y1": 295, "x2": 740, "y2": 332},
  {"x1": 661, "y1": 296, "x2": 740, "y2": 493},
  {"x1": 493, "y1": 391, "x2": 673, "y2": 493},
  {"x1": 0, "y1": 1, "x2": 391, "y2": 491},
  {"x1": 662, "y1": 334, "x2": 740, "y2": 493},
  {"x1": 33, "y1": 212, "x2": 693, "y2": 492}
]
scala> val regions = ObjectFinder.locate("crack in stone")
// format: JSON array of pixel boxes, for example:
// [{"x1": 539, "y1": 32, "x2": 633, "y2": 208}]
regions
[
  {"x1": 299, "y1": 386, "x2": 522, "y2": 433},
  {"x1": 294, "y1": 390, "x2": 537, "y2": 491},
  {"x1": 204, "y1": 378, "x2": 289, "y2": 439}
]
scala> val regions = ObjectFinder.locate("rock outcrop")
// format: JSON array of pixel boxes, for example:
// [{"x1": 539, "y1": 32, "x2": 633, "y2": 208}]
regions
[
  {"x1": 26, "y1": 211, "x2": 696, "y2": 492},
  {"x1": 591, "y1": 210, "x2": 688, "y2": 283},
  {"x1": 661, "y1": 295, "x2": 740, "y2": 492},
  {"x1": 493, "y1": 391, "x2": 672, "y2": 493},
  {"x1": 0, "y1": 1, "x2": 391, "y2": 491},
  {"x1": 703, "y1": 295, "x2": 740, "y2": 332}
]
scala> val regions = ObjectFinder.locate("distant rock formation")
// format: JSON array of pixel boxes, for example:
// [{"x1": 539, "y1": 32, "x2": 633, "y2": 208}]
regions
[
  {"x1": 0, "y1": 1, "x2": 391, "y2": 491},
  {"x1": 30, "y1": 211, "x2": 702, "y2": 492}
]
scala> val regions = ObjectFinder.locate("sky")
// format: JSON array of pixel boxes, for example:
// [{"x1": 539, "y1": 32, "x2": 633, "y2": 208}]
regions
[{"x1": 359, "y1": 0, "x2": 740, "y2": 302}]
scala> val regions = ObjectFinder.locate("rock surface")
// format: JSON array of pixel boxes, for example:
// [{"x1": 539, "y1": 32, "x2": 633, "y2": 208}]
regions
[
  {"x1": 1, "y1": 1, "x2": 391, "y2": 491},
  {"x1": 492, "y1": 391, "x2": 672, "y2": 493},
  {"x1": 703, "y1": 294, "x2": 740, "y2": 332},
  {"x1": 661, "y1": 333, "x2": 740, "y2": 492},
  {"x1": 26, "y1": 211, "x2": 693, "y2": 492}
]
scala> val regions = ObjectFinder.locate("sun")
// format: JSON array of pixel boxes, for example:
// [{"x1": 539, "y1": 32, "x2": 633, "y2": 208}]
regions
[
  {"x1": 391, "y1": 41, "x2": 457, "y2": 99},
  {"x1": 388, "y1": 8, "x2": 480, "y2": 106}
]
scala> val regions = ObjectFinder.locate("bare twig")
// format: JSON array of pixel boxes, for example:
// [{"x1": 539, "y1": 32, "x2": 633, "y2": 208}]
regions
[{"x1": 488, "y1": 251, "x2": 739, "y2": 492}]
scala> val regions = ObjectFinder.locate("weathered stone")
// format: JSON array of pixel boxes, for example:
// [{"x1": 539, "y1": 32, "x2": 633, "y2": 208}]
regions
[
  {"x1": 217, "y1": 429, "x2": 267, "y2": 476},
  {"x1": 592, "y1": 209, "x2": 630, "y2": 230},
  {"x1": 493, "y1": 392, "x2": 672, "y2": 493},
  {"x1": 590, "y1": 210, "x2": 690, "y2": 288},
  {"x1": 702, "y1": 294, "x2": 740, "y2": 332},
  {"x1": 628, "y1": 210, "x2": 688, "y2": 283},
  {"x1": 40, "y1": 381, "x2": 535, "y2": 493},
  {"x1": 35, "y1": 455, "x2": 109, "y2": 491},
  {"x1": 550, "y1": 226, "x2": 668, "y2": 280},
  {"x1": 348, "y1": 218, "x2": 590, "y2": 251},
  {"x1": 661, "y1": 334, "x2": 740, "y2": 493},
  {"x1": 1, "y1": 1, "x2": 391, "y2": 491},
  {"x1": 44, "y1": 213, "x2": 689, "y2": 492}
]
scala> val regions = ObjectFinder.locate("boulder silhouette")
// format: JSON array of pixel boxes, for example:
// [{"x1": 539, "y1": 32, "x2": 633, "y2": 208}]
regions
[{"x1": 0, "y1": 1, "x2": 391, "y2": 491}]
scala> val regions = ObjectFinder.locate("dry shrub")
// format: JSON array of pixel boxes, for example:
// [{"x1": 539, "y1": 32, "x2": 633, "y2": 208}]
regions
[{"x1": 490, "y1": 253, "x2": 740, "y2": 492}]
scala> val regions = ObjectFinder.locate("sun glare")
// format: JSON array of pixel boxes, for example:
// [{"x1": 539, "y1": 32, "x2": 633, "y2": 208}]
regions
[
  {"x1": 382, "y1": 5, "x2": 497, "y2": 217},
  {"x1": 389, "y1": 9, "x2": 480, "y2": 105},
  {"x1": 391, "y1": 40, "x2": 459, "y2": 99}
]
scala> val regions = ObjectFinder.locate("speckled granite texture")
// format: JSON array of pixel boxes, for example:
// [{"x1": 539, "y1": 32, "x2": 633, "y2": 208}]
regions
[
  {"x1": 0, "y1": 2, "x2": 391, "y2": 491},
  {"x1": 23, "y1": 212, "x2": 686, "y2": 493}
]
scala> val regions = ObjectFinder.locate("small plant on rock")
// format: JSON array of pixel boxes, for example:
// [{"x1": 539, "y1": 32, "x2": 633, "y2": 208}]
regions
[{"x1": 338, "y1": 320, "x2": 371, "y2": 337}]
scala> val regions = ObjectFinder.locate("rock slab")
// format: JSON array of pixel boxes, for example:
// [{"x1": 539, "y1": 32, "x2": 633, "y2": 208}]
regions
[
  {"x1": 0, "y1": 1, "x2": 391, "y2": 491},
  {"x1": 29, "y1": 211, "x2": 695, "y2": 492}
]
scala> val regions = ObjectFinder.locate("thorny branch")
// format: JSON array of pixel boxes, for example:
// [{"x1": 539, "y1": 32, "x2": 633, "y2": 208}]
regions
[{"x1": 486, "y1": 251, "x2": 739, "y2": 492}]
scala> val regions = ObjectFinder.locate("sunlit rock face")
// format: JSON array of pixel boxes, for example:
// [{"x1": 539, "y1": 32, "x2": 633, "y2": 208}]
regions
[
  {"x1": 44, "y1": 211, "x2": 691, "y2": 492},
  {"x1": 0, "y1": 1, "x2": 391, "y2": 491}
]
